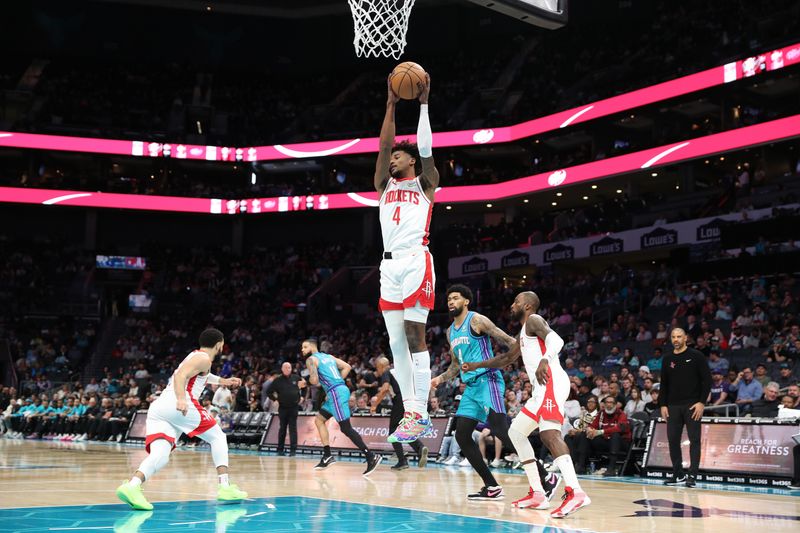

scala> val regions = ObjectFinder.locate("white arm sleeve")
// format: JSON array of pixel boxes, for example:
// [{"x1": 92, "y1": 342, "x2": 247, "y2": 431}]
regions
[
  {"x1": 543, "y1": 331, "x2": 564, "y2": 363},
  {"x1": 417, "y1": 104, "x2": 432, "y2": 158},
  {"x1": 206, "y1": 373, "x2": 221, "y2": 385}
]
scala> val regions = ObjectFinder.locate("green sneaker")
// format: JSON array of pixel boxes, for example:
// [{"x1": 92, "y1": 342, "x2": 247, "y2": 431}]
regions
[
  {"x1": 113, "y1": 510, "x2": 153, "y2": 533},
  {"x1": 217, "y1": 483, "x2": 248, "y2": 503},
  {"x1": 115, "y1": 482, "x2": 153, "y2": 511}
]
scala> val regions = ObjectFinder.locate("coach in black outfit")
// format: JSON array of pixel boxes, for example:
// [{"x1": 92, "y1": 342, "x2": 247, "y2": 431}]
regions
[
  {"x1": 268, "y1": 362, "x2": 306, "y2": 456},
  {"x1": 658, "y1": 328, "x2": 711, "y2": 488}
]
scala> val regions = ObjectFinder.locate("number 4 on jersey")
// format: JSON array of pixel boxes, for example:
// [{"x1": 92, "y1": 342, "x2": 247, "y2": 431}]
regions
[{"x1": 392, "y1": 206, "x2": 401, "y2": 225}]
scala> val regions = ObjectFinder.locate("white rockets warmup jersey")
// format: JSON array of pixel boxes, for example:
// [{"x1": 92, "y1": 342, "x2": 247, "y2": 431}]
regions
[
  {"x1": 163, "y1": 350, "x2": 209, "y2": 401},
  {"x1": 519, "y1": 322, "x2": 565, "y2": 378},
  {"x1": 379, "y1": 176, "x2": 433, "y2": 252}
]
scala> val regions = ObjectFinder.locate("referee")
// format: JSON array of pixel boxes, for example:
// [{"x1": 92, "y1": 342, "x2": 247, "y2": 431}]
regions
[
  {"x1": 658, "y1": 328, "x2": 711, "y2": 488},
  {"x1": 371, "y1": 357, "x2": 428, "y2": 470}
]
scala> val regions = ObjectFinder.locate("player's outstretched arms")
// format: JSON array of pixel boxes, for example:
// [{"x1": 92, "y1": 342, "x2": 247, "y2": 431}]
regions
[
  {"x1": 416, "y1": 74, "x2": 439, "y2": 194},
  {"x1": 375, "y1": 76, "x2": 400, "y2": 194}
]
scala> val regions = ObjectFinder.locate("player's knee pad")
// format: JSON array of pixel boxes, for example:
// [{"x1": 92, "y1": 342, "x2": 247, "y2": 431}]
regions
[
  {"x1": 139, "y1": 439, "x2": 171, "y2": 480},
  {"x1": 509, "y1": 417, "x2": 538, "y2": 463},
  {"x1": 200, "y1": 425, "x2": 229, "y2": 468},
  {"x1": 455, "y1": 419, "x2": 477, "y2": 448},
  {"x1": 403, "y1": 302, "x2": 429, "y2": 324},
  {"x1": 382, "y1": 310, "x2": 406, "y2": 341},
  {"x1": 337, "y1": 419, "x2": 357, "y2": 439}
]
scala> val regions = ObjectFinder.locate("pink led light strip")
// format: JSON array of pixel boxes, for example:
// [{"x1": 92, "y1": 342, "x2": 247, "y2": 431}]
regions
[
  {"x1": 2, "y1": 114, "x2": 798, "y2": 215},
  {"x1": 0, "y1": 42, "x2": 797, "y2": 162}
]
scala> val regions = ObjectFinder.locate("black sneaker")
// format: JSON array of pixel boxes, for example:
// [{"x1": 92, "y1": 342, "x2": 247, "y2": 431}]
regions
[
  {"x1": 418, "y1": 446, "x2": 429, "y2": 468},
  {"x1": 685, "y1": 475, "x2": 696, "y2": 488},
  {"x1": 543, "y1": 473, "x2": 562, "y2": 501},
  {"x1": 788, "y1": 482, "x2": 800, "y2": 490},
  {"x1": 665, "y1": 474, "x2": 687, "y2": 486},
  {"x1": 314, "y1": 455, "x2": 336, "y2": 470},
  {"x1": 467, "y1": 485, "x2": 504, "y2": 501},
  {"x1": 391, "y1": 462, "x2": 409, "y2": 471},
  {"x1": 363, "y1": 453, "x2": 383, "y2": 477},
  {"x1": 602, "y1": 467, "x2": 618, "y2": 478}
]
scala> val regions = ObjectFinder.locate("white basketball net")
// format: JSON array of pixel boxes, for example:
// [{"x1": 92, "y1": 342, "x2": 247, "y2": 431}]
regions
[{"x1": 348, "y1": 0, "x2": 416, "y2": 59}]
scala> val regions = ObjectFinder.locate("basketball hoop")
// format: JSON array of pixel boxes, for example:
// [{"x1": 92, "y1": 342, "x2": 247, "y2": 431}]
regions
[{"x1": 348, "y1": 0, "x2": 416, "y2": 59}]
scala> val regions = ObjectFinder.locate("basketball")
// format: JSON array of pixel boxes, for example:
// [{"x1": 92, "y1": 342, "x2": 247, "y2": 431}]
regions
[{"x1": 390, "y1": 61, "x2": 427, "y2": 100}]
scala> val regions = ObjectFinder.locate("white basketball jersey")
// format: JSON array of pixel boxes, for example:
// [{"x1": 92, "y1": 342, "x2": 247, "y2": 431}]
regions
[
  {"x1": 379, "y1": 177, "x2": 433, "y2": 252},
  {"x1": 164, "y1": 350, "x2": 209, "y2": 401},
  {"x1": 519, "y1": 317, "x2": 564, "y2": 377}
]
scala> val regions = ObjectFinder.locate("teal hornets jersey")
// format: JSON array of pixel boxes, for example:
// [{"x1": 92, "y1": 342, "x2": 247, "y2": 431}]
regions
[
  {"x1": 314, "y1": 352, "x2": 345, "y2": 392},
  {"x1": 449, "y1": 311, "x2": 499, "y2": 383}
]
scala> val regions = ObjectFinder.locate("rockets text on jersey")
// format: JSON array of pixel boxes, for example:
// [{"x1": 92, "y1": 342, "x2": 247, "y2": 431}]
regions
[{"x1": 379, "y1": 177, "x2": 433, "y2": 252}]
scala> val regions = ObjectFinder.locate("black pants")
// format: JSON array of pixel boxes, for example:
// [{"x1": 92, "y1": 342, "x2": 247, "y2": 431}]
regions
[
  {"x1": 793, "y1": 444, "x2": 800, "y2": 484},
  {"x1": 667, "y1": 404, "x2": 701, "y2": 477},
  {"x1": 575, "y1": 433, "x2": 629, "y2": 472},
  {"x1": 277, "y1": 406, "x2": 299, "y2": 453}
]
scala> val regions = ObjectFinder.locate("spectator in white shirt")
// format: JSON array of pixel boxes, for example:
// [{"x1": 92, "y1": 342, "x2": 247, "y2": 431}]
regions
[
  {"x1": 213, "y1": 385, "x2": 233, "y2": 411},
  {"x1": 133, "y1": 363, "x2": 150, "y2": 380}
]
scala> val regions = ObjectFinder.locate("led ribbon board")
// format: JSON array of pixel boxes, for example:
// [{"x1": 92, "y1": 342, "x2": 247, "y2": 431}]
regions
[{"x1": 1, "y1": 114, "x2": 798, "y2": 214}]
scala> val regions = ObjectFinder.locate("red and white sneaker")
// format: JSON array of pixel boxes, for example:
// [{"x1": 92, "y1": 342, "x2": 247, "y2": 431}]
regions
[
  {"x1": 550, "y1": 487, "x2": 591, "y2": 518},
  {"x1": 511, "y1": 487, "x2": 550, "y2": 510}
]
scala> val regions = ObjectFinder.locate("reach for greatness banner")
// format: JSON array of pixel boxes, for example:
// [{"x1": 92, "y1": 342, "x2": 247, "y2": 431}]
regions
[{"x1": 261, "y1": 414, "x2": 450, "y2": 455}]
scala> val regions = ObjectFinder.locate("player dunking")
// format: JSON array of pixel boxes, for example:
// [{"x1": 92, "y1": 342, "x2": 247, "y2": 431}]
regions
[
  {"x1": 463, "y1": 292, "x2": 590, "y2": 518},
  {"x1": 432, "y1": 285, "x2": 560, "y2": 501},
  {"x1": 115, "y1": 328, "x2": 247, "y2": 510},
  {"x1": 302, "y1": 339, "x2": 383, "y2": 476},
  {"x1": 375, "y1": 72, "x2": 439, "y2": 443}
]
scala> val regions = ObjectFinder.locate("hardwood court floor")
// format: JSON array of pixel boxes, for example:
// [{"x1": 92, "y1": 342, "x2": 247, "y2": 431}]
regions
[{"x1": 0, "y1": 439, "x2": 798, "y2": 533}]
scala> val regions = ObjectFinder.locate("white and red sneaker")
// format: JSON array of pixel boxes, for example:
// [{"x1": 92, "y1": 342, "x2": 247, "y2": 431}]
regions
[
  {"x1": 511, "y1": 487, "x2": 550, "y2": 510},
  {"x1": 550, "y1": 487, "x2": 591, "y2": 518}
]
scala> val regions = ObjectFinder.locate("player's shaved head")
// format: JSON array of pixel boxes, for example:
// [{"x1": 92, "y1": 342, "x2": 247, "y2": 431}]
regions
[{"x1": 518, "y1": 291, "x2": 540, "y2": 312}]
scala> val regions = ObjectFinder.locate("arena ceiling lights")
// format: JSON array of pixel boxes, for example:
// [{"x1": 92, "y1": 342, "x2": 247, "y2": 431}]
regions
[
  {"x1": 0, "y1": 41, "x2": 798, "y2": 162},
  {"x1": 2, "y1": 114, "x2": 799, "y2": 215}
]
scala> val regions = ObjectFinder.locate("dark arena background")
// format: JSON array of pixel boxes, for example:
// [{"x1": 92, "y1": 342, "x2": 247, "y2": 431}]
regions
[{"x1": 1, "y1": 1, "x2": 799, "y2": 532}]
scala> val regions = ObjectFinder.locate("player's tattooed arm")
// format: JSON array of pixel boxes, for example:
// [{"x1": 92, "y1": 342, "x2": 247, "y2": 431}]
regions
[
  {"x1": 432, "y1": 353, "x2": 460, "y2": 388},
  {"x1": 471, "y1": 313, "x2": 517, "y2": 349},
  {"x1": 462, "y1": 334, "x2": 522, "y2": 372},
  {"x1": 431, "y1": 328, "x2": 458, "y2": 387},
  {"x1": 306, "y1": 356, "x2": 320, "y2": 386},
  {"x1": 375, "y1": 76, "x2": 399, "y2": 194}
]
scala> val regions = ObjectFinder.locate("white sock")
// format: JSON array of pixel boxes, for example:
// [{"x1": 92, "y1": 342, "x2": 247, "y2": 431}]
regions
[
  {"x1": 553, "y1": 454, "x2": 582, "y2": 492},
  {"x1": 218, "y1": 473, "x2": 229, "y2": 487},
  {"x1": 523, "y1": 461, "x2": 544, "y2": 493},
  {"x1": 384, "y1": 311, "x2": 416, "y2": 410},
  {"x1": 129, "y1": 476, "x2": 142, "y2": 487},
  {"x1": 411, "y1": 351, "x2": 431, "y2": 417}
]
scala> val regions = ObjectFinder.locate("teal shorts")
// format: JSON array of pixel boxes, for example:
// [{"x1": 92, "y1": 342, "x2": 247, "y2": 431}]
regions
[
  {"x1": 320, "y1": 384, "x2": 351, "y2": 423},
  {"x1": 456, "y1": 371, "x2": 506, "y2": 423}
]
